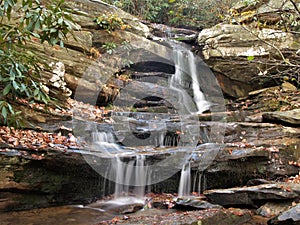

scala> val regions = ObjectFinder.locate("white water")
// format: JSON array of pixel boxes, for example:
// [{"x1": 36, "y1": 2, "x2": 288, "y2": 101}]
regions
[
  {"x1": 187, "y1": 51, "x2": 211, "y2": 113},
  {"x1": 92, "y1": 131, "x2": 122, "y2": 153},
  {"x1": 178, "y1": 162, "x2": 191, "y2": 197},
  {"x1": 91, "y1": 132, "x2": 150, "y2": 198},
  {"x1": 113, "y1": 155, "x2": 150, "y2": 199},
  {"x1": 91, "y1": 45, "x2": 210, "y2": 202},
  {"x1": 171, "y1": 45, "x2": 210, "y2": 114}
]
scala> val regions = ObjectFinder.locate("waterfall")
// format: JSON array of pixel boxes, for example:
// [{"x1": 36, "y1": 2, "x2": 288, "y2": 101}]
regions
[
  {"x1": 170, "y1": 45, "x2": 210, "y2": 114},
  {"x1": 113, "y1": 155, "x2": 150, "y2": 199},
  {"x1": 187, "y1": 50, "x2": 211, "y2": 114},
  {"x1": 92, "y1": 131, "x2": 122, "y2": 153},
  {"x1": 192, "y1": 170, "x2": 205, "y2": 195},
  {"x1": 91, "y1": 132, "x2": 150, "y2": 198},
  {"x1": 178, "y1": 162, "x2": 191, "y2": 197},
  {"x1": 92, "y1": 132, "x2": 115, "y2": 142}
]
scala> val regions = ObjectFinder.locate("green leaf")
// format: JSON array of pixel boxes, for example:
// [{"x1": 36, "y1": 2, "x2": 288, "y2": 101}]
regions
[
  {"x1": 2, "y1": 106, "x2": 8, "y2": 119},
  {"x1": 59, "y1": 40, "x2": 64, "y2": 48},
  {"x1": 7, "y1": 103, "x2": 13, "y2": 113},
  {"x1": 12, "y1": 80, "x2": 20, "y2": 90},
  {"x1": 3, "y1": 84, "x2": 11, "y2": 95},
  {"x1": 57, "y1": 17, "x2": 63, "y2": 25},
  {"x1": 34, "y1": 19, "x2": 41, "y2": 30},
  {"x1": 50, "y1": 28, "x2": 57, "y2": 33},
  {"x1": 34, "y1": 88, "x2": 39, "y2": 96},
  {"x1": 247, "y1": 56, "x2": 255, "y2": 61}
]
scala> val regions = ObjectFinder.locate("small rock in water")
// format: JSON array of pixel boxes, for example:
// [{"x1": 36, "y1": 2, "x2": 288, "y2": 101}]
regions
[{"x1": 175, "y1": 197, "x2": 222, "y2": 210}]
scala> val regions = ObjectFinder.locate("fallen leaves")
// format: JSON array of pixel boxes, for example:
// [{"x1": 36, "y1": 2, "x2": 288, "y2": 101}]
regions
[
  {"x1": 17, "y1": 97, "x2": 112, "y2": 122},
  {"x1": 0, "y1": 126, "x2": 78, "y2": 151},
  {"x1": 67, "y1": 98, "x2": 112, "y2": 122},
  {"x1": 286, "y1": 172, "x2": 300, "y2": 184},
  {"x1": 288, "y1": 160, "x2": 300, "y2": 167}
]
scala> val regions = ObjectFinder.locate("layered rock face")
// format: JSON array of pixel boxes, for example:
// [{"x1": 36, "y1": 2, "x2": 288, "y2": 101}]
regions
[
  {"x1": 197, "y1": 0, "x2": 300, "y2": 97},
  {"x1": 31, "y1": 0, "x2": 150, "y2": 103}
]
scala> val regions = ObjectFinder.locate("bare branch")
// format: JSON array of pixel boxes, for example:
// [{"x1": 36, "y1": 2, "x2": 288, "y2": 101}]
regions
[{"x1": 289, "y1": 0, "x2": 300, "y2": 15}]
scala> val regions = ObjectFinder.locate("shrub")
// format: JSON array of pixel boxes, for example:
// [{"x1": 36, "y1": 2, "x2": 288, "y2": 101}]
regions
[
  {"x1": 102, "y1": 0, "x2": 238, "y2": 28},
  {"x1": 94, "y1": 13, "x2": 130, "y2": 32},
  {"x1": 0, "y1": 0, "x2": 80, "y2": 127}
]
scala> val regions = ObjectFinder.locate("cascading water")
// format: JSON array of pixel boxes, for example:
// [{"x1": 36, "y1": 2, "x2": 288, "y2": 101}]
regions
[
  {"x1": 170, "y1": 45, "x2": 210, "y2": 114},
  {"x1": 171, "y1": 44, "x2": 211, "y2": 197},
  {"x1": 92, "y1": 131, "x2": 122, "y2": 153},
  {"x1": 91, "y1": 132, "x2": 150, "y2": 199},
  {"x1": 178, "y1": 162, "x2": 191, "y2": 197},
  {"x1": 113, "y1": 155, "x2": 150, "y2": 199},
  {"x1": 88, "y1": 42, "x2": 213, "y2": 207}
]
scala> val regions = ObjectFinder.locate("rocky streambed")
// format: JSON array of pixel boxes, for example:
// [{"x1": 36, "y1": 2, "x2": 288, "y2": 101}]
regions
[
  {"x1": 0, "y1": 0, "x2": 299, "y2": 224},
  {"x1": 0, "y1": 93, "x2": 299, "y2": 225}
]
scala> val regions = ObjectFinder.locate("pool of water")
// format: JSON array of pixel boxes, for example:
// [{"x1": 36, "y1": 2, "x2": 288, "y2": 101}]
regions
[{"x1": 0, "y1": 205, "x2": 114, "y2": 225}]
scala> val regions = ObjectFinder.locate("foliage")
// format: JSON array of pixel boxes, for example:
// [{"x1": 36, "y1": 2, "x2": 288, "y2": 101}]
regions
[
  {"x1": 227, "y1": 1, "x2": 300, "y2": 32},
  {"x1": 102, "y1": 0, "x2": 238, "y2": 28},
  {"x1": 94, "y1": 13, "x2": 130, "y2": 33},
  {"x1": 120, "y1": 40, "x2": 133, "y2": 67},
  {"x1": 0, "y1": 0, "x2": 80, "y2": 127},
  {"x1": 102, "y1": 42, "x2": 118, "y2": 54},
  {"x1": 241, "y1": 0, "x2": 259, "y2": 6}
]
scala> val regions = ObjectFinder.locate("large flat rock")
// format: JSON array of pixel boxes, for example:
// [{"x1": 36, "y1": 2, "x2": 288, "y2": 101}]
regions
[
  {"x1": 204, "y1": 183, "x2": 300, "y2": 208},
  {"x1": 263, "y1": 109, "x2": 300, "y2": 126}
]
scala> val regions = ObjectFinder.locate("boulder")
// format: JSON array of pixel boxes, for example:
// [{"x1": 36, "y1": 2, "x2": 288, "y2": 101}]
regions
[{"x1": 147, "y1": 23, "x2": 198, "y2": 43}]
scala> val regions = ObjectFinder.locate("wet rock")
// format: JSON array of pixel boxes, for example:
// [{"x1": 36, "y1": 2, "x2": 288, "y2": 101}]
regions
[
  {"x1": 268, "y1": 203, "x2": 300, "y2": 225},
  {"x1": 257, "y1": 201, "x2": 294, "y2": 218},
  {"x1": 191, "y1": 125, "x2": 300, "y2": 191},
  {"x1": 0, "y1": 148, "x2": 111, "y2": 211},
  {"x1": 99, "y1": 208, "x2": 252, "y2": 225},
  {"x1": 88, "y1": 199, "x2": 144, "y2": 214},
  {"x1": 247, "y1": 179, "x2": 274, "y2": 187},
  {"x1": 175, "y1": 197, "x2": 222, "y2": 210},
  {"x1": 0, "y1": 205, "x2": 115, "y2": 225},
  {"x1": 204, "y1": 183, "x2": 300, "y2": 208},
  {"x1": 263, "y1": 109, "x2": 300, "y2": 126}
]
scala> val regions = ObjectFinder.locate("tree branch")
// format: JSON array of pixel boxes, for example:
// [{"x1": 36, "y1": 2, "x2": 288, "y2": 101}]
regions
[{"x1": 289, "y1": 0, "x2": 300, "y2": 15}]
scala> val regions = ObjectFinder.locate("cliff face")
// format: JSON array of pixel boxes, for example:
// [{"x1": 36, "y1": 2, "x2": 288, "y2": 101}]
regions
[
  {"x1": 197, "y1": 0, "x2": 300, "y2": 98},
  {"x1": 34, "y1": 0, "x2": 150, "y2": 102}
]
